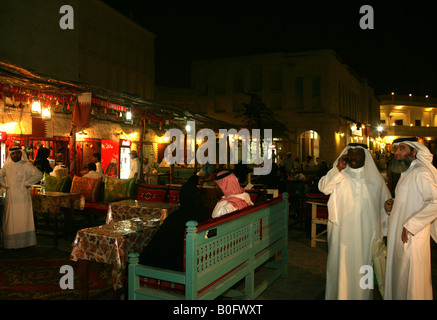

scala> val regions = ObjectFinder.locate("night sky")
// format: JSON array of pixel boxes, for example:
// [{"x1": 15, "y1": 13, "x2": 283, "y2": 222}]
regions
[{"x1": 102, "y1": 0, "x2": 436, "y2": 97}]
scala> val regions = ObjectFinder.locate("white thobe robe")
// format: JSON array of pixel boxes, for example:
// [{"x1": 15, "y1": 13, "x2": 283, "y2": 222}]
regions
[
  {"x1": 128, "y1": 158, "x2": 140, "y2": 180},
  {"x1": 385, "y1": 160, "x2": 437, "y2": 300},
  {"x1": 83, "y1": 170, "x2": 106, "y2": 182},
  {"x1": 50, "y1": 164, "x2": 68, "y2": 177},
  {"x1": 0, "y1": 161, "x2": 43, "y2": 249},
  {"x1": 95, "y1": 162, "x2": 103, "y2": 174},
  {"x1": 319, "y1": 166, "x2": 390, "y2": 300},
  {"x1": 211, "y1": 193, "x2": 253, "y2": 218}
]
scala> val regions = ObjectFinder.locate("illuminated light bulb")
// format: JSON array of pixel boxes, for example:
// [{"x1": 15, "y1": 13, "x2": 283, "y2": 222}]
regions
[
  {"x1": 31, "y1": 99, "x2": 41, "y2": 114},
  {"x1": 41, "y1": 107, "x2": 51, "y2": 120}
]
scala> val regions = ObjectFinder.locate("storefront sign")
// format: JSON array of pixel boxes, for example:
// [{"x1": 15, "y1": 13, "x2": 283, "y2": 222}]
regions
[{"x1": 121, "y1": 140, "x2": 131, "y2": 147}]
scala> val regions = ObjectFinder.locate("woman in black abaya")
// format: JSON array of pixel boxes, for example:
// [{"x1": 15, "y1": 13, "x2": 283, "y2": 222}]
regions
[
  {"x1": 33, "y1": 147, "x2": 53, "y2": 175},
  {"x1": 139, "y1": 175, "x2": 211, "y2": 271}
]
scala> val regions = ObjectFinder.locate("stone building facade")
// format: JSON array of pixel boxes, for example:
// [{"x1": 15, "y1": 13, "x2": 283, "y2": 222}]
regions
[
  {"x1": 185, "y1": 50, "x2": 380, "y2": 166},
  {"x1": 0, "y1": 0, "x2": 155, "y2": 99}
]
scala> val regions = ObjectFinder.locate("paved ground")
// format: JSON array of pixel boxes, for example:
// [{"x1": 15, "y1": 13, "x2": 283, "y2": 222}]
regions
[
  {"x1": 256, "y1": 226, "x2": 328, "y2": 300},
  {"x1": 257, "y1": 224, "x2": 437, "y2": 300},
  {"x1": 37, "y1": 220, "x2": 437, "y2": 300}
]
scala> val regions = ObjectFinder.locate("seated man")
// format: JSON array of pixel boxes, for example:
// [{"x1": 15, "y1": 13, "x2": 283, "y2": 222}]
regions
[
  {"x1": 83, "y1": 162, "x2": 106, "y2": 182},
  {"x1": 50, "y1": 153, "x2": 68, "y2": 178},
  {"x1": 212, "y1": 170, "x2": 254, "y2": 218},
  {"x1": 139, "y1": 175, "x2": 211, "y2": 271}
]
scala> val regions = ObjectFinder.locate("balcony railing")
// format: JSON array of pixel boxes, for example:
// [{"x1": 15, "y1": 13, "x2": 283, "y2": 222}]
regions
[{"x1": 379, "y1": 95, "x2": 436, "y2": 107}]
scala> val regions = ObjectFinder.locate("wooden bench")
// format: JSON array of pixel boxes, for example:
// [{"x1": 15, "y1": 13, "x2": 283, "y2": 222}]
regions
[{"x1": 128, "y1": 193, "x2": 289, "y2": 300}]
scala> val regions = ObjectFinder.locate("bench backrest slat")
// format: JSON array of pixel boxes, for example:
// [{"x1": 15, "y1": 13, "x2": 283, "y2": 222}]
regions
[{"x1": 185, "y1": 195, "x2": 288, "y2": 292}]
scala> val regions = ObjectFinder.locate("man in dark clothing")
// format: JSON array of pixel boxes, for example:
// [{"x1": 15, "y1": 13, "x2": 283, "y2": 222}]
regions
[
  {"x1": 233, "y1": 161, "x2": 251, "y2": 184},
  {"x1": 139, "y1": 175, "x2": 211, "y2": 271}
]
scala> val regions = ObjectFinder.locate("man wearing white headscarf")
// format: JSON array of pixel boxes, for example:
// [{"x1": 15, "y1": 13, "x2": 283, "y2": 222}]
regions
[
  {"x1": 0, "y1": 147, "x2": 43, "y2": 249},
  {"x1": 318, "y1": 143, "x2": 391, "y2": 300},
  {"x1": 384, "y1": 137, "x2": 437, "y2": 300}
]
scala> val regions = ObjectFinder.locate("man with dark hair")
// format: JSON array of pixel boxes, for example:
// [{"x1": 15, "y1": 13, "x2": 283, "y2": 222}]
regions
[
  {"x1": 318, "y1": 143, "x2": 391, "y2": 300},
  {"x1": 83, "y1": 162, "x2": 105, "y2": 181},
  {"x1": 92, "y1": 152, "x2": 103, "y2": 174},
  {"x1": 384, "y1": 137, "x2": 437, "y2": 300}
]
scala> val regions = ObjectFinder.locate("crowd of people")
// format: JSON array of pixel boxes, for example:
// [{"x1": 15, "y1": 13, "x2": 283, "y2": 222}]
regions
[
  {"x1": 1, "y1": 136, "x2": 436, "y2": 300},
  {"x1": 254, "y1": 152, "x2": 330, "y2": 196},
  {"x1": 0, "y1": 147, "x2": 147, "y2": 250},
  {"x1": 141, "y1": 138, "x2": 437, "y2": 300}
]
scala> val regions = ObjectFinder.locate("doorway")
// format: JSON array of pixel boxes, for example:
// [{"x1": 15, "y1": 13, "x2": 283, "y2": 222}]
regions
[{"x1": 299, "y1": 130, "x2": 320, "y2": 164}]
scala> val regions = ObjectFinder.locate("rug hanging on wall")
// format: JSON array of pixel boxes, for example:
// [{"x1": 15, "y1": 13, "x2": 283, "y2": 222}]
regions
[{"x1": 0, "y1": 246, "x2": 113, "y2": 300}]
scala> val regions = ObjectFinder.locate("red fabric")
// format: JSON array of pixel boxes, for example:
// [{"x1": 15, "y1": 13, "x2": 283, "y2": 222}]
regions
[
  {"x1": 72, "y1": 101, "x2": 92, "y2": 128},
  {"x1": 137, "y1": 184, "x2": 168, "y2": 202},
  {"x1": 197, "y1": 196, "x2": 283, "y2": 232},
  {"x1": 31, "y1": 117, "x2": 46, "y2": 137},
  {"x1": 72, "y1": 93, "x2": 92, "y2": 128},
  {"x1": 139, "y1": 277, "x2": 185, "y2": 295},
  {"x1": 215, "y1": 171, "x2": 248, "y2": 210},
  {"x1": 139, "y1": 264, "x2": 240, "y2": 296},
  {"x1": 306, "y1": 193, "x2": 329, "y2": 218},
  {"x1": 168, "y1": 186, "x2": 180, "y2": 204},
  {"x1": 84, "y1": 202, "x2": 109, "y2": 213},
  {"x1": 70, "y1": 175, "x2": 102, "y2": 202}
]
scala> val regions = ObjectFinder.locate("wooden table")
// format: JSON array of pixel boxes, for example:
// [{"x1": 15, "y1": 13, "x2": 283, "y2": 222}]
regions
[
  {"x1": 31, "y1": 191, "x2": 81, "y2": 248},
  {"x1": 106, "y1": 199, "x2": 179, "y2": 224},
  {"x1": 70, "y1": 218, "x2": 159, "y2": 299}
]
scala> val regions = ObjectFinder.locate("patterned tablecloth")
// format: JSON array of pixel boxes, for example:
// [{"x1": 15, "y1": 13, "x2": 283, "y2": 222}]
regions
[
  {"x1": 70, "y1": 218, "x2": 159, "y2": 290},
  {"x1": 106, "y1": 199, "x2": 179, "y2": 224},
  {"x1": 31, "y1": 191, "x2": 81, "y2": 213},
  {"x1": 31, "y1": 192, "x2": 82, "y2": 248}
]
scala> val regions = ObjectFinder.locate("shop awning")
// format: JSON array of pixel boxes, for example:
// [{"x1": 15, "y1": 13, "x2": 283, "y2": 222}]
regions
[{"x1": 0, "y1": 60, "x2": 235, "y2": 130}]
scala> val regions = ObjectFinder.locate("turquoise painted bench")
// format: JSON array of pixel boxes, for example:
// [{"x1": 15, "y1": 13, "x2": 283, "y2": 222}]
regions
[{"x1": 128, "y1": 192, "x2": 289, "y2": 300}]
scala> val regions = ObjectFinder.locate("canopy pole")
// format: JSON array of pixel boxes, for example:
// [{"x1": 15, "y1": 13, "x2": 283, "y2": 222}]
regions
[
  {"x1": 69, "y1": 125, "x2": 77, "y2": 177},
  {"x1": 138, "y1": 116, "x2": 145, "y2": 181}
]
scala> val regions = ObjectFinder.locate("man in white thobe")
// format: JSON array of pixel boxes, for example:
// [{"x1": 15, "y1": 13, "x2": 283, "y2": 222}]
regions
[
  {"x1": 0, "y1": 147, "x2": 43, "y2": 249},
  {"x1": 384, "y1": 137, "x2": 437, "y2": 300},
  {"x1": 212, "y1": 171, "x2": 253, "y2": 218},
  {"x1": 128, "y1": 150, "x2": 141, "y2": 181},
  {"x1": 319, "y1": 143, "x2": 391, "y2": 300}
]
